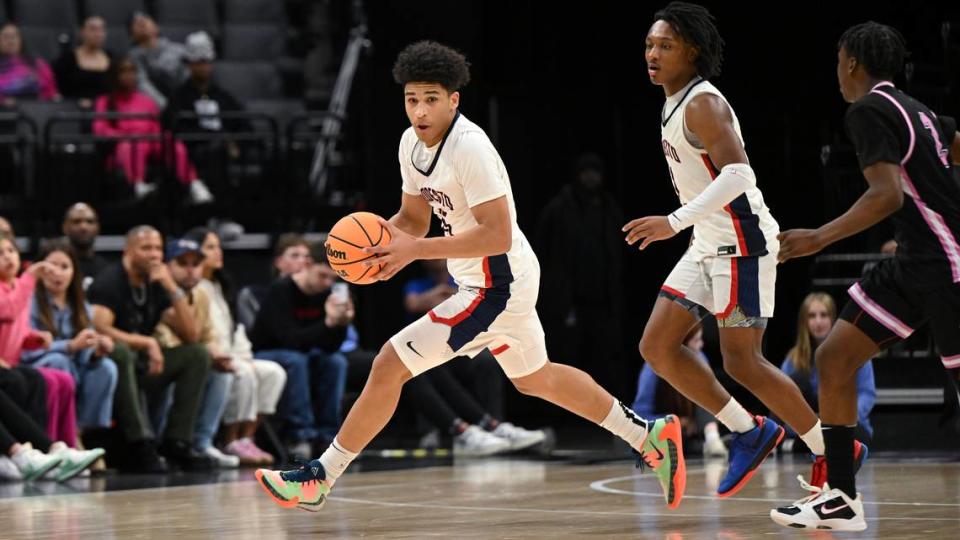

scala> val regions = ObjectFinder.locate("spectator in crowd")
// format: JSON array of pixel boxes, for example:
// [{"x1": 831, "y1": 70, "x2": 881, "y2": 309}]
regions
[
  {"x1": 402, "y1": 260, "x2": 546, "y2": 454},
  {"x1": 403, "y1": 259, "x2": 456, "y2": 322},
  {"x1": 248, "y1": 244, "x2": 349, "y2": 456},
  {"x1": 780, "y1": 292, "x2": 876, "y2": 446},
  {"x1": 633, "y1": 323, "x2": 727, "y2": 457},
  {"x1": 0, "y1": 231, "x2": 79, "y2": 447},
  {"x1": 53, "y1": 16, "x2": 112, "y2": 108},
  {"x1": 0, "y1": 22, "x2": 58, "y2": 105},
  {"x1": 0, "y1": 224, "x2": 45, "y2": 423},
  {"x1": 0, "y1": 219, "x2": 48, "y2": 426},
  {"x1": 0, "y1": 386, "x2": 104, "y2": 482},
  {"x1": 62, "y1": 202, "x2": 110, "y2": 286},
  {"x1": 93, "y1": 56, "x2": 213, "y2": 203},
  {"x1": 535, "y1": 153, "x2": 625, "y2": 393},
  {"x1": 236, "y1": 233, "x2": 311, "y2": 330},
  {"x1": 152, "y1": 238, "x2": 238, "y2": 468},
  {"x1": 0, "y1": 359, "x2": 47, "y2": 434},
  {"x1": 23, "y1": 240, "x2": 118, "y2": 436},
  {"x1": 88, "y1": 225, "x2": 211, "y2": 472},
  {"x1": 164, "y1": 32, "x2": 248, "y2": 167},
  {"x1": 186, "y1": 227, "x2": 285, "y2": 465},
  {"x1": 127, "y1": 11, "x2": 186, "y2": 109}
]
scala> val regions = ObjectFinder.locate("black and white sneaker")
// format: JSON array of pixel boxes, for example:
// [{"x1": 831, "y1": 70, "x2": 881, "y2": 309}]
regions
[{"x1": 770, "y1": 475, "x2": 866, "y2": 531}]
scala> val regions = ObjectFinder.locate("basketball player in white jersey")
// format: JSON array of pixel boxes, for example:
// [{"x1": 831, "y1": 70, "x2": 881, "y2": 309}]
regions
[
  {"x1": 623, "y1": 2, "x2": 865, "y2": 497},
  {"x1": 255, "y1": 40, "x2": 687, "y2": 512}
]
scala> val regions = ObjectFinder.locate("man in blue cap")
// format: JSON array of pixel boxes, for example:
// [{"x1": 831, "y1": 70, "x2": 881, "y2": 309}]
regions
[{"x1": 153, "y1": 237, "x2": 240, "y2": 468}]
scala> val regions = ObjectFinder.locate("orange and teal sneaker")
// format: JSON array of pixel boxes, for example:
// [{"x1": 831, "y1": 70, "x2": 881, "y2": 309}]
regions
[
  {"x1": 255, "y1": 459, "x2": 331, "y2": 512},
  {"x1": 637, "y1": 414, "x2": 686, "y2": 509}
]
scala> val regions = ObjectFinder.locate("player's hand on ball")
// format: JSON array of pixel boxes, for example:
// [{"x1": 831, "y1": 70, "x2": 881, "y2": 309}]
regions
[
  {"x1": 362, "y1": 219, "x2": 419, "y2": 281},
  {"x1": 777, "y1": 229, "x2": 824, "y2": 262},
  {"x1": 623, "y1": 216, "x2": 677, "y2": 250}
]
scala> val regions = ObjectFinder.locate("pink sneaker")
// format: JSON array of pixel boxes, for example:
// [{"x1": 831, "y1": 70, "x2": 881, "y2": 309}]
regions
[
  {"x1": 243, "y1": 438, "x2": 275, "y2": 466},
  {"x1": 224, "y1": 439, "x2": 263, "y2": 466}
]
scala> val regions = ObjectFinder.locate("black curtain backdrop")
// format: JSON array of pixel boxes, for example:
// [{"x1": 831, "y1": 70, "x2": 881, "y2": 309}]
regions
[{"x1": 346, "y1": 0, "x2": 960, "y2": 409}]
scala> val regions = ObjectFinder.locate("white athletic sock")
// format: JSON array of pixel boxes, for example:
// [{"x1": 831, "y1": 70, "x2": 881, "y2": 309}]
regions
[
  {"x1": 599, "y1": 398, "x2": 648, "y2": 449},
  {"x1": 318, "y1": 438, "x2": 358, "y2": 485},
  {"x1": 800, "y1": 420, "x2": 825, "y2": 456},
  {"x1": 715, "y1": 398, "x2": 756, "y2": 433}
]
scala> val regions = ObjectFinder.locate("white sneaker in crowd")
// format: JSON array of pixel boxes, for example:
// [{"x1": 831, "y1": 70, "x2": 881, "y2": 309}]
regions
[
  {"x1": 203, "y1": 446, "x2": 240, "y2": 468},
  {"x1": 47, "y1": 443, "x2": 106, "y2": 482},
  {"x1": 134, "y1": 182, "x2": 158, "y2": 200},
  {"x1": 703, "y1": 433, "x2": 728, "y2": 458},
  {"x1": 189, "y1": 179, "x2": 215, "y2": 204},
  {"x1": 10, "y1": 443, "x2": 62, "y2": 481},
  {"x1": 453, "y1": 425, "x2": 512, "y2": 457},
  {"x1": 490, "y1": 422, "x2": 546, "y2": 451},
  {"x1": 0, "y1": 455, "x2": 23, "y2": 481}
]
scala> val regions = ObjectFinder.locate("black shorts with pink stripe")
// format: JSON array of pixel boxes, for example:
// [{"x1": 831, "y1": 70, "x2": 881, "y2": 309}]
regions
[{"x1": 840, "y1": 258, "x2": 960, "y2": 370}]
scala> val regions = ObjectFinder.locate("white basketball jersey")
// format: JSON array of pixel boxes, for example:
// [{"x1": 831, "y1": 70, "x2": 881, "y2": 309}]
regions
[
  {"x1": 660, "y1": 79, "x2": 779, "y2": 257},
  {"x1": 398, "y1": 112, "x2": 538, "y2": 289}
]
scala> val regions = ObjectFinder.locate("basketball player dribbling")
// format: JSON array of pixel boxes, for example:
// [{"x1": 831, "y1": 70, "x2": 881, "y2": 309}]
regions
[
  {"x1": 623, "y1": 2, "x2": 864, "y2": 498},
  {"x1": 255, "y1": 40, "x2": 686, "y2": 512}
]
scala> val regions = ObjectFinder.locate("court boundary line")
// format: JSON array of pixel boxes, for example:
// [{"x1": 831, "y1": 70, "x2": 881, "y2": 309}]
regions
[
  {"x1": 328, "y1": 495, "x2": 960, "y2": 523},
  {"x1": 589, "y1": 472, "x2": 960, "y2": 508}
]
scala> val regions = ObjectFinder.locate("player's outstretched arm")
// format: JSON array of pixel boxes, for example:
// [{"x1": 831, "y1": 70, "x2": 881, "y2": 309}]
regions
[
  {"x1": 778, "y1": 162, "x2": 903, "y2": 262},
  {"x1": 366, "y1": 195, "x2": 512, "y2": 281}
]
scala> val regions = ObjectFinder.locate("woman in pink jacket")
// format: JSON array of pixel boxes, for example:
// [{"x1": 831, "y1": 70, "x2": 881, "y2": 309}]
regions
[
  {"x1": 0, "y1": 22, "x2": 58, "y2": 105},
  {"x1": 93, "y1": 56, "x2": 213, "y2": 203},
  {"x1": 0, "y1": 232, "x2": 77, "y2": 446}
]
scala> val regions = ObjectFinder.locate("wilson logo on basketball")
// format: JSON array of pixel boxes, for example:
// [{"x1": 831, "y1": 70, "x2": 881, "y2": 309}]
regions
[{"x1": 326, "y1": 245, "x2": 348, "y2": 260}]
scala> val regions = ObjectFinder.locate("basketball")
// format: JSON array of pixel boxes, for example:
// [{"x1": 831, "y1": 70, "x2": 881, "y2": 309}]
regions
[{"x1": 325, "y1": 211, "x2": 392, "y2": 285}]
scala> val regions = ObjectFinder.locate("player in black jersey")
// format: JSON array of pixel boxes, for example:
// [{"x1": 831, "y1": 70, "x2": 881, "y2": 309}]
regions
[{"x1": 772, "y1": 22, "x2": 960, "y2": 531}]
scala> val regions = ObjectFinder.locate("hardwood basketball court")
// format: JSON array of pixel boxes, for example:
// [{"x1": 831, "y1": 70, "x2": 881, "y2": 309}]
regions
[{"x1": 2, "y1": 455, "x2": 957, "y2": 539}]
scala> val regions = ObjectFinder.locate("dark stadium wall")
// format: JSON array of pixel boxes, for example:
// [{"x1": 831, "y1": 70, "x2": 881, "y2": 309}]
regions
[{"x1": 354, "y1": 0, "x2": 959, "y2": 405}]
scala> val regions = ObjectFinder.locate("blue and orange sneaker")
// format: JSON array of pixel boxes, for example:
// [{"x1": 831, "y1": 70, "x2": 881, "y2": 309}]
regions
[
  {"x1": 636, "y1": 415, "x2": 686, "y2": 509},
  {"x1": 717, "y1": 415, "x2": 784, "y2": 497},
  {"x1": 808, "y1": 440, "x2": 869, "y2": 491},
  {"x1": 255, "y1": 459, "x2": 331, "y2": 512}
]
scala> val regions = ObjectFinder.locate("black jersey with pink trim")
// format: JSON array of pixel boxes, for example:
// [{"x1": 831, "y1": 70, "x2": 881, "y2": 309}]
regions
[{"x1": 845, "y1": 82, "x2": 960, "y2": 288}]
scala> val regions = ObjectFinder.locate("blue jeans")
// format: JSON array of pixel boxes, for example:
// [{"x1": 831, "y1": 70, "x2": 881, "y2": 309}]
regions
[
  {"x1": 194, "y1": 371, "x2": 233, "y2": 450},
  {"x1": 26, "y1": 350, "x2": 118, "y2": 429},
  {"x1": 256, "y1": 349, "x2": 347, "y2": 442}
]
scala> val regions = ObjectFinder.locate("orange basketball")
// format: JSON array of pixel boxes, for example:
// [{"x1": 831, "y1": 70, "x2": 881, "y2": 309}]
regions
[{"x1": 325, "y1": 212, "x2": 392, "y2": 285}]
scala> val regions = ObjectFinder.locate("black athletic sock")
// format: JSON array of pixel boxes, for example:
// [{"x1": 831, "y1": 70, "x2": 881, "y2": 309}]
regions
[{"x1": 823, "y1": 424, "x2": 856, "y2": 498}]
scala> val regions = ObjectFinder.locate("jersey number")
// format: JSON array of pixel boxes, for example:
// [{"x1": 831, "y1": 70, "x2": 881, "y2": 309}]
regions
[{"x1": 436, "y1": 208, "x2": 454, "y2": 236}]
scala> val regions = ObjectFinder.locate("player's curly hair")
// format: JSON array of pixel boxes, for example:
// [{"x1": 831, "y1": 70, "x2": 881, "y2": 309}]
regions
[
  {"x1": 839, "y1": 22, "x2": 907, "y2": 80},
  {"x1": 392, "y1": 40, "x2": 471, "y2": 92},
  {"x1": 653, "y1": 2, "x2": 724, "y2": 79}
]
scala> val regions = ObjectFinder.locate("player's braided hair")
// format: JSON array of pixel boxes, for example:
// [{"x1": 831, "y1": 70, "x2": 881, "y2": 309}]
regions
[
  {"x1": 838, "y1": 22, "x2": 907, "y2": 80},
  {"x1": 654, "y1": 2, "x2": 724, "y2": 79},
  {"x1": 392, "y1": 41, "x2": 471, "y2": 92}
]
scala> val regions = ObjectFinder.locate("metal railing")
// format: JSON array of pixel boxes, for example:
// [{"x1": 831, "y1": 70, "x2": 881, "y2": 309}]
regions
[{"x1": 0, "y1": 111, "x2": 39, "y2": 198}]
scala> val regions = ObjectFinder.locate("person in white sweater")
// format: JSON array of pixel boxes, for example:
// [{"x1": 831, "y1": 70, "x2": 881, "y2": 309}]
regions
[{"x1": 186, "y1": 227, "x2": 286, "y2": 465}]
